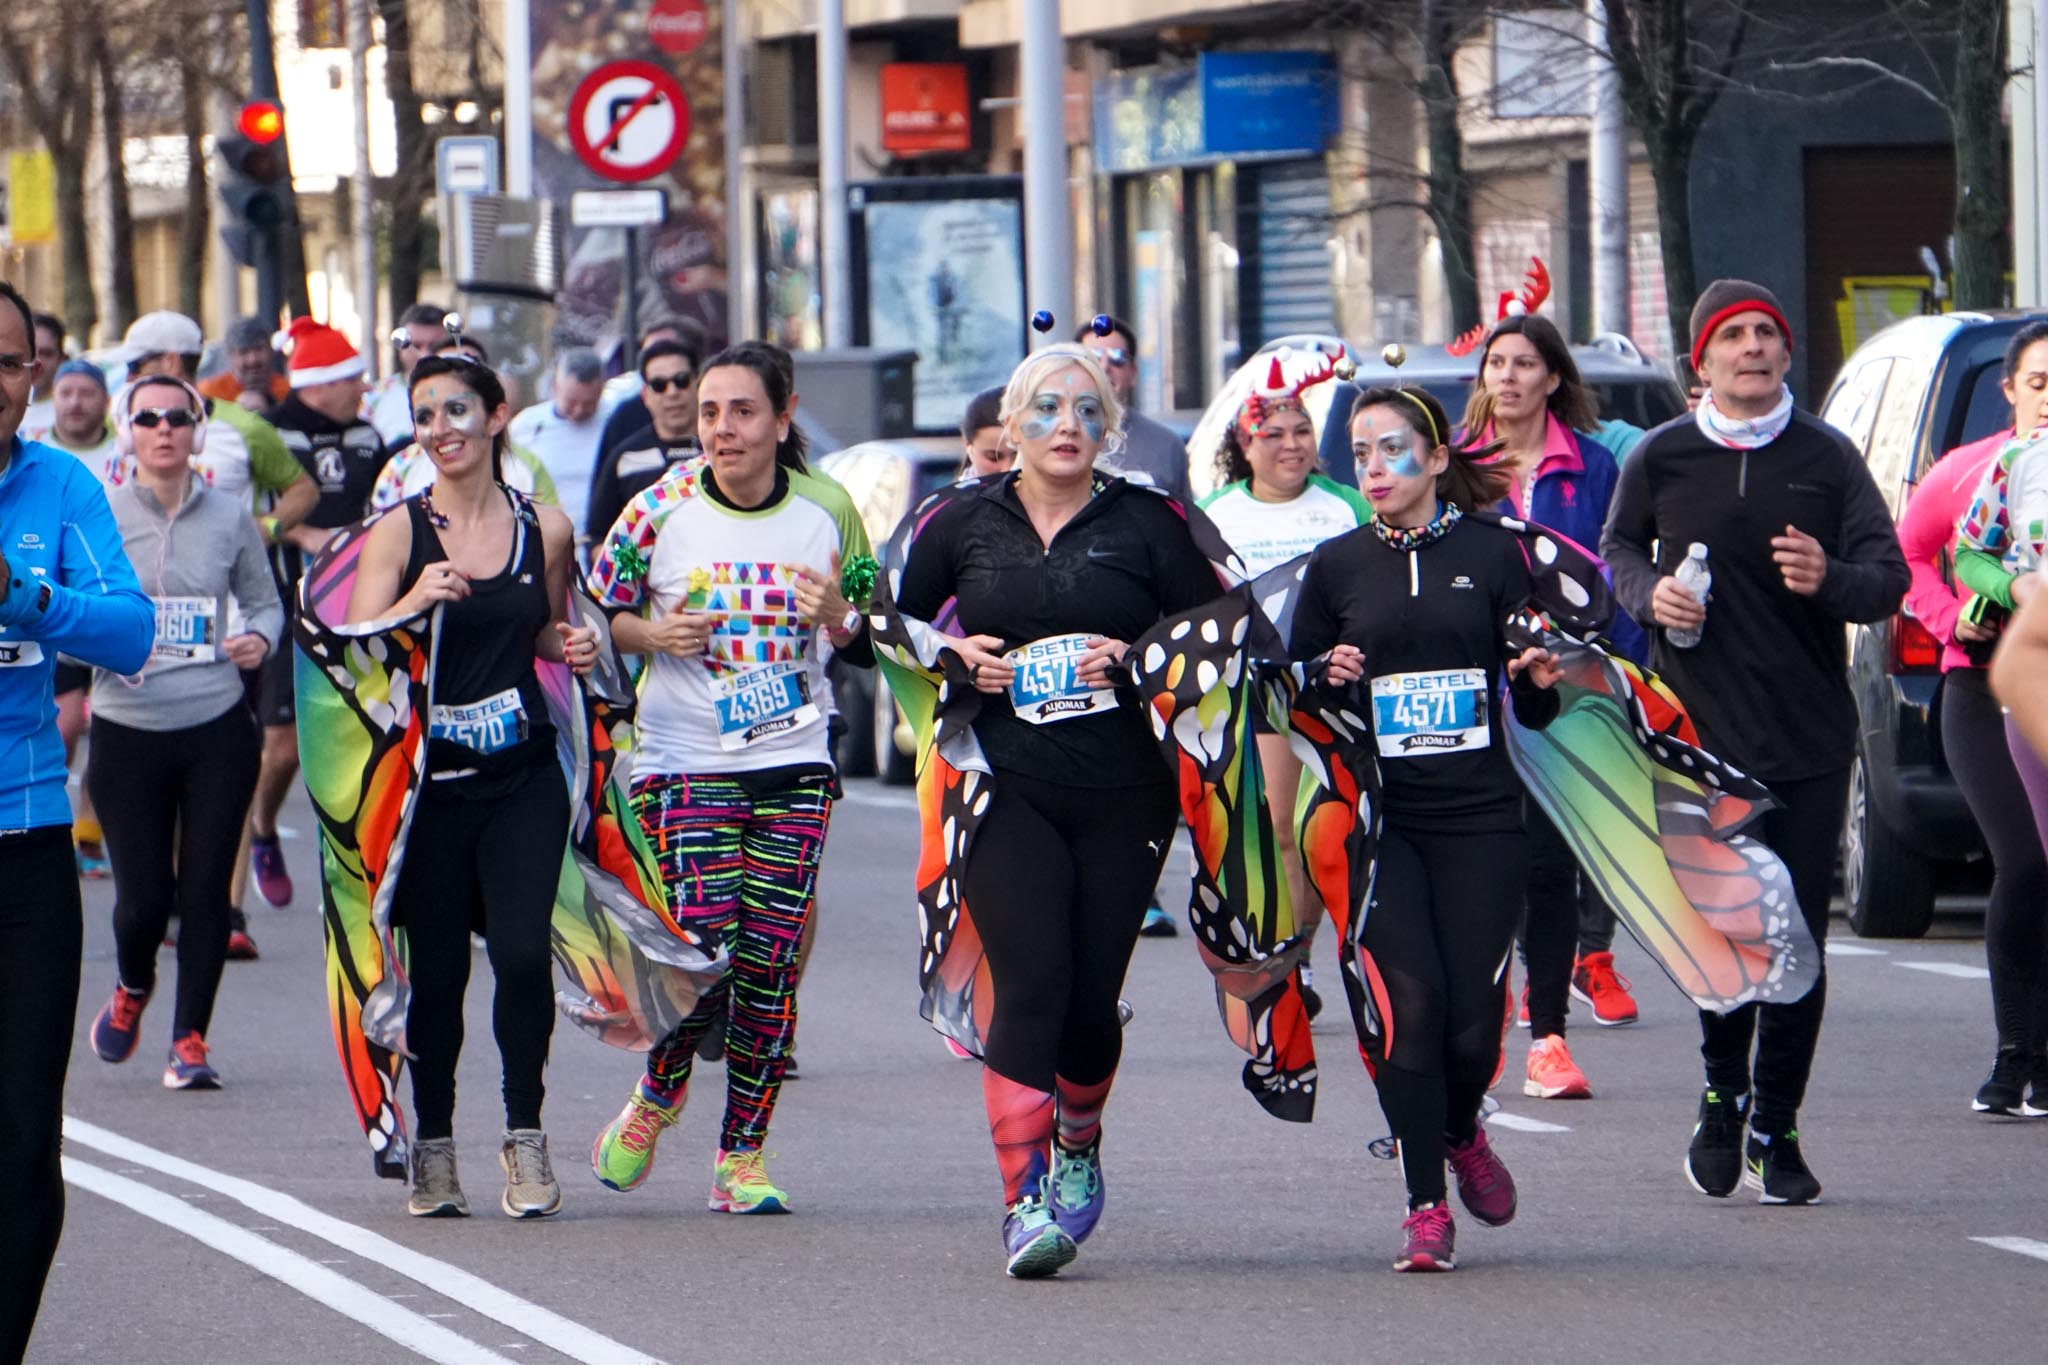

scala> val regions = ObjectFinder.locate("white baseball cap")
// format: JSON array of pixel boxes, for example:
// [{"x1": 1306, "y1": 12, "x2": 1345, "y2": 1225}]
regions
[{"x1": 116, "y1": 311, "x2": 206, "y2": 365}]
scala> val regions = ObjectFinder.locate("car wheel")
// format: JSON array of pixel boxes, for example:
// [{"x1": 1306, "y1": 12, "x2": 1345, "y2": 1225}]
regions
[
  {"x1": 875, "y1": 682, "x2": 915, "y2": 786},
  {"x1": 1841, "y1": 751, "x2": 1935, "y2": 938},
  {"x1": 830, "y1": 662, "x2": 878, "y2": 779}
]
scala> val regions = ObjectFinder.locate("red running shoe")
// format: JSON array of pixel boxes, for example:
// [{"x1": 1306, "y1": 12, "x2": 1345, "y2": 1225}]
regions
[
  {"x1": 1571, "y1": 951, "x2": 1639, "y2": 1026},
  {"x1": 1446, "y1": 1127, "x2": 1518, "y2": 1226},
  {"x1": 90, "y1": 984, "x2": 150, "y2": 1063},
  {"x1": 1393, "y1": 1202, "x2": 1455, "y2": 1272},
  {"x1": 1525, "y1": 1034, "x2": 1593, "y2": 1099}
]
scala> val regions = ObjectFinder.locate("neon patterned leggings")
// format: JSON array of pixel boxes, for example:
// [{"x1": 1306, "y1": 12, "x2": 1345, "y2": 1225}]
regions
[{"x1": 630, "y1": 771, "x2": 832, "y2": 1151}]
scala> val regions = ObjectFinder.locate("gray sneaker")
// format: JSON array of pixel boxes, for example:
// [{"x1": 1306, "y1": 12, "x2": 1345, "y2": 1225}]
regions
[
  {"x1": 500, "y1": 1129, "x2": 563, "y2": 1219},
  {"x1": 407, "y1": 1137, "x2": 469, "y2": 1217}
]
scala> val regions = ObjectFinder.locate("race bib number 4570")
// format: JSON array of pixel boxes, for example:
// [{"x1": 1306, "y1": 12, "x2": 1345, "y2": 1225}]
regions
[
  {"x1": 429, "y1": 688, "x2": 529, "y2": 756},
  {"x1": 1371, "y1": 668, "x2": 1489, "y2": 758},
  {"x1": 1005, "y1": 633, "x2": 1117, "y2": 726}
]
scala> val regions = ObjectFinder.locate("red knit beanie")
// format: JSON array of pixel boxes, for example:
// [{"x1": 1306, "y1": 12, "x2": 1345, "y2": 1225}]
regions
[
  {"x1": 1689, "y1": 279, "x2": 1792, "y2": 372},
  {"x1": 282, "y1": 316, "x2": 366, "y2": 388}
]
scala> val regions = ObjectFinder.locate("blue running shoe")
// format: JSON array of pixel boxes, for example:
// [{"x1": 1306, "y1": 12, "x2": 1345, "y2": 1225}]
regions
[
  {"x1": 1003, "y1": 1184, "x2": 1077, "y2": 1279},
  {"x1": 90, "y1": 984, "x2": 150, "y2": 1064},
  {"x1": 1138, "y1": 902, "x2": 1178, "y2": 937},
  {"x1": 1048, "y1": 1138, "x2": 1105, "y2": 1243},
  {"x1": 163, "y1": 1032, "x2": 221, "y2": 1090}
]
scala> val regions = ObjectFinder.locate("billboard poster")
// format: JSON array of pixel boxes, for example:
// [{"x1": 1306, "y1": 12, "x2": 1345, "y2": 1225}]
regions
[
  {"x1": 528, "y1": 0, "x2": 727, "y2": 353},
  {"x1": 852, "y1": 179, "x2": 1024, "y2": 433}
]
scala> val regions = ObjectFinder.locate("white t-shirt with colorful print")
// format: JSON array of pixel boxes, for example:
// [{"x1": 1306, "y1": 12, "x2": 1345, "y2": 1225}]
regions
[
  {"x1": 1199, "y1": 471, "x2": 1373, "y2": 577},
  {"x1": 587, "y1": 457, "x2": 871, "y2": 778}
]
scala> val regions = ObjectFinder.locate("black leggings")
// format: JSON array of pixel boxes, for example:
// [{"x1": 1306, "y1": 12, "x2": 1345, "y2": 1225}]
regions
[
  {"x1": 0, "y1": 827, "x2": 82, "y2": 1362},
  {"x1": 1518, "y1": 802, "x2": 1619, "y2": 1036},
  {"x1": 963, "y1": 772, "x2": 1178, "y2": 1092},
  {"x1": 396, "y1": 760, "x2": 569, "y2": 1140},
  {"x1": 86, "y1": 707, "x2": 261, "y2": 1038},
  {"x1": 1359, "y1": 824, "x2": 1527, "y2": 1208},
  {"x1": 1697, "y1": 767, "x2": 1845, "y2": 1134},
  {"x1": 1945, "y1": 670, "x2": 2048, "y2": 1050}
]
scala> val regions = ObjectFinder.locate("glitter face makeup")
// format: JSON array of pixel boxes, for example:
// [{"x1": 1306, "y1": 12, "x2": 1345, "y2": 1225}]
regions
[
  {"x1": 1016, "y1": 371, "x2": 1106, "y2": 445},
  {"x1": 1353, "y1": 422, "x2": 1424, "y2": 478},
  {"x1": 412, "y1": 389, "x2": 484, "y2": 436}
]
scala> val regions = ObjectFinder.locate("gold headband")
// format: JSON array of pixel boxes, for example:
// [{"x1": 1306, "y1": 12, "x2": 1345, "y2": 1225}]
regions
[{"x1": 1393, "y1": 389, "x2": 1441, "y2": 447}]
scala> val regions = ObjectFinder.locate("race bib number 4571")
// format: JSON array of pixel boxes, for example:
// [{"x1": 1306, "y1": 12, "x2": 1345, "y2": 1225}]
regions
[
  {"x1": 1371, "y1": 668, "x2": 1489, "y2": 758},
  {"x1": 1005, "y1": 633, "x2": 1117, "y2": 726}
]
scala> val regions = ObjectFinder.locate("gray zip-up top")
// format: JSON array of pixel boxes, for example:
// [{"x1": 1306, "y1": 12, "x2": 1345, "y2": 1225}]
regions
[{"x1": 90, "y1": 474, "x2": 283, "y2": 731}]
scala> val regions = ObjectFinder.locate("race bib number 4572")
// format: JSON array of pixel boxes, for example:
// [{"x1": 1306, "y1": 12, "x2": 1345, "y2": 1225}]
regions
[
  {"x1": 1005, "y1": 633, "x2": 1117, "y2": 726},
  {"x1": 1371, "y1": 668, "x2": 1489, "y2": 758}
]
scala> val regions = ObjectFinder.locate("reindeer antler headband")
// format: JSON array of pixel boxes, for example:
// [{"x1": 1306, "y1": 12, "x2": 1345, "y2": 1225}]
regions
[{"x1": 1445, "y1": 257, "x2": 1552, "y2": 359}]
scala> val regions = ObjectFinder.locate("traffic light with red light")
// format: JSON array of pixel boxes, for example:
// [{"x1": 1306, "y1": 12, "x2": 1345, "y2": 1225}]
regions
[{"x1": 218, "y1": 100, "x2": 290, "y2": 267}]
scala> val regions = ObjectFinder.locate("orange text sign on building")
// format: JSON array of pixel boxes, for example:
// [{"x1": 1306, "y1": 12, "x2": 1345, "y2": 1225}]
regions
[{"x1": 880, "y1": 63, "x2": 972, "y2": 154}]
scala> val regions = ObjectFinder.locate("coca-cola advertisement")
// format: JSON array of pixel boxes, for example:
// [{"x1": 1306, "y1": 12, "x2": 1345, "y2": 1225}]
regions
[{"x1": 528, "y1": 0, "x2": 728, "y2": 354}]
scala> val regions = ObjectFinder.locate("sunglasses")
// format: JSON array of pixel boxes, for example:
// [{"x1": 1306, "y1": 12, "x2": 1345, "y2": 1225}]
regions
[
  {"x1": 131, "y1": 408, "x2": 199, "y2": 430},
  {"x1": 645, "y1": 373, "x2": 695, "y2": 395},
  {"x1": 1096, "y1": 347, "x2": 1131, "y2": 367},
  {"x1": 0, "y1": 354, "x2": 30, "y2": 378}
]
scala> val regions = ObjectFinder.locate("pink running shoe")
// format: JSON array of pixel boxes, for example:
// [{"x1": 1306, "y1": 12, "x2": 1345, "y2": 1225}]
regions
[
  {"x1": 1446, "y1": 1126, "x2": 1518, "y2": 1226},
  {"x1": 1393, "y1": 1202, "x2": 1456, "y2": 1272}
]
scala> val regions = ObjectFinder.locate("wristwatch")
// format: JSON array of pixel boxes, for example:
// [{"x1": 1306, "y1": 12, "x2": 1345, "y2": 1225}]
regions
[{"x1": 837, "y1": 606, "x2": 863, "y2": 637}]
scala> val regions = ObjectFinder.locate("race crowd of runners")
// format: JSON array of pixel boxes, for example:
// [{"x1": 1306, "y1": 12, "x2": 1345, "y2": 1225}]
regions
[{"x1": 3, "y1": 268, "x2": 2048, "y2": 1356}]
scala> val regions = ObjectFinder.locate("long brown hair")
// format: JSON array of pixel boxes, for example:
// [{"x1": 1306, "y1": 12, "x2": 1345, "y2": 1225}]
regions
[
  {"x1": 1457, "y1": 314, "x2": 1599, "y2": 439},
  {"x1": 1352, "y1": 384, "x2": 1510, "y2": 513}
]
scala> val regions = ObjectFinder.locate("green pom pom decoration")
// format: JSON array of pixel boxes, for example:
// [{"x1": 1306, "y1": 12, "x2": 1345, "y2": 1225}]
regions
[
  {"x1": 612, "y1": 541, "x2": 649, "y2": 585},
  {"x1": 839, "y1": 553, "x2": 880, "y2": 604}
]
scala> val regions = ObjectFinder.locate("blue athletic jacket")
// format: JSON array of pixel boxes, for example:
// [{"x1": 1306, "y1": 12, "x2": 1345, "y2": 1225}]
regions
[
  {"x1": 0, "y1": 435, "x2": 155, "y2": 829},
  {"x1": 1488, "y1": 421, "x2": 1650, "y2": 665}
]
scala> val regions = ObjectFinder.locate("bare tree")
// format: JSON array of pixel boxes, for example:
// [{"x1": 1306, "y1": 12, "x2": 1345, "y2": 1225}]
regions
[
  {"x1": 1, "y1": 5, "x2": 101, "y2": 339},
  {"x1": 92, "y1": 23, "x2": 140, "y2": 332}
]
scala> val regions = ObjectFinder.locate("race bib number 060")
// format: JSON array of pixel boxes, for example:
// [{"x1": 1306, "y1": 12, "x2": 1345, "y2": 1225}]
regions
[
  {"x1": 1371, "y1": 668, "x2": 1489, "y2": 758},
  {"x1": 1006, "y1": 633, "x2": 1117, "y2": 726},
  {"x1": 715, "y1": 661, "x2": 818, "y2": 750},
  {"x1": 150, "y1": 594, "x2": 220, "y2": 669}
]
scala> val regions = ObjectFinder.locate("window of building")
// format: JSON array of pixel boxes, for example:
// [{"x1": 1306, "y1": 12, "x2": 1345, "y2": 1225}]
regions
[
  {"x1": 298, "y1": 0, "x2": 345, "y2": 50},
  {"x1": 1492, "y1": 12, "x2": 1592, "y2": 120}
]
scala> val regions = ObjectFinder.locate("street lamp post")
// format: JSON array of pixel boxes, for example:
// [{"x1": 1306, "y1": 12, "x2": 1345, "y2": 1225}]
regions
[
  {"x1": 1020, "y1": 0, "x2": 1072, "y2": 337},
  {"x1": 819, "y1": 0, "x2": 852, "y2": 348}
]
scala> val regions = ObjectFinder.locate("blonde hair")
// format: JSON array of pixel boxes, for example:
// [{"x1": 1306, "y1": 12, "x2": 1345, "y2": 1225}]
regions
[{"x1": 998, "y1": 343, "x2": 1127, "y2": 461}]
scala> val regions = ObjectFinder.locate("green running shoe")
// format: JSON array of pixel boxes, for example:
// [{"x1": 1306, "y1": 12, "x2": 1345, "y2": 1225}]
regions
[
  {"x1": 710, "y1": 1147, "x2": 790, "y2": 1214},
  {"x1": 591, "y1": 1081, "x2": 683, "y2": 1192}
]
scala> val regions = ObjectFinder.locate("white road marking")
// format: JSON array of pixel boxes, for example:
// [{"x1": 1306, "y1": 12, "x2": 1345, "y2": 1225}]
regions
[
  {"x1": 1824, "y1": 942, "x2": 1888, "y2": 957},
  {"x1": 63, "y1": 1157, "x2": 518, "y2": 1365},
  {"x1": 1485, "y1": 1112, "x2": 1572, "y2": 1133},
  {"x1": 63, "y1": 1118, "x2": 666, "y2": 1365},
  {"x1": 1972, "y1": 1236, "x2": 2048, "y2": 1265},
  {"x1": 1897, "y1": 961, "x2": 1992, "y2": 980}
]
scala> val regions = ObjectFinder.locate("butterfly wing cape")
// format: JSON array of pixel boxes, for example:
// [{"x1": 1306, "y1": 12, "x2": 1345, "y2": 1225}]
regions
[
  {"x1": 294, "y1": 508, "x2": 723, "y2": 1179},
  {"x1": 868, "y1": 476, "x2": 1243, "y2": 1058},
  {"x1": 1127, "y1": 512, "x2": 1818, "y2": 1125}
]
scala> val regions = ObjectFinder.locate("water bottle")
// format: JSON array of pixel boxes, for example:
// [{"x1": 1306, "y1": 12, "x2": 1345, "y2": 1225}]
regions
[{"x1": 1667, "y1": 543, "x2": 1711, "y2": 649}]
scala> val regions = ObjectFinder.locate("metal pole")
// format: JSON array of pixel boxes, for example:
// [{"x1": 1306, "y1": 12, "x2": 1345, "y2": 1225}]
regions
[
  {"x1": 623, "y1": 227, "x2": 641, "y2": 368},
  {"x1": 723, "y1": 0, "x2": 748, "y2": 341},
  {"x1": 504, "y1": 0, "x2": 533, "y2": 196},
  {"x1": 1021, "y1": 0, "x2": 1072, "y2": 335},
  {"x1": 348, "y1": 0, "x2": 378, "y2": 376},
  {"x1": 244, "y1": 0, "x2": 283, "y2": 324},
  {"x1": 2034, "y1": 0, "x2": 2048, "y2": 303},
  {"x1": 818, "y1": 0, "x2": 852, "y2": 347},
  {"x1": 1586, "y1": 0, "x2": 1629, "y2": 336}
]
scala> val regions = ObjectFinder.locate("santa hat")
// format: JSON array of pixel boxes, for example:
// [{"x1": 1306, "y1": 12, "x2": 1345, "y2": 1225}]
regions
[
  {"x1": 281, "y1": 316, "x2": 366, "y2": 388},
  {"x1": 1235, "y1": 342, "x2": 1347, "y2": 437}
]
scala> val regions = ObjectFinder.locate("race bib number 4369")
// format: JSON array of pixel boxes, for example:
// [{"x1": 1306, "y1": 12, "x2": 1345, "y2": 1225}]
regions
[
  {"x1": 715, "y1": 661, "x2": 818, "y2": 750},
  {"x1": 1005, "y1": 633, "x2": 1117, "y2": 726},
  {"x1": 1371, "y1": 668, "x2": 1488, "y2": 758}
]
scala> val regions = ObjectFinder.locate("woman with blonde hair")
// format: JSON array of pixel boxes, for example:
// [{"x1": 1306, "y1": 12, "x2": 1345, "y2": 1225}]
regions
[{"x1": 879, "y1": 342, "x2": 1225, "y2": 1277}]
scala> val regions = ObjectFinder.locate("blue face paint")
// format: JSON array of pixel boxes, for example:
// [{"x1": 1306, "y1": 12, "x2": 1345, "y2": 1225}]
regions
[
  {"x1": 1018, "y1": 395, "x2": 1062, "y2": 443},
  {"x1": 1382, "y1": 434, "x2": 1423, "y2": 478},
  {"x1": 1074, "y1": 396, "x2": 1106, "y2": 445}
]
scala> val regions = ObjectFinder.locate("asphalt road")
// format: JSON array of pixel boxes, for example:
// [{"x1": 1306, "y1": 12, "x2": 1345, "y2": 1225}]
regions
[{"x1": 30, "y1": 778, "x2": 2048, "y2": 1363}]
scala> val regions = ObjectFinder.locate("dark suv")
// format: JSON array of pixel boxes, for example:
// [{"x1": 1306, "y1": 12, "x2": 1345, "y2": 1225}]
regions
[{"x1": 1817, "y1": 311, "x2": 2040, "y2": 936}]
